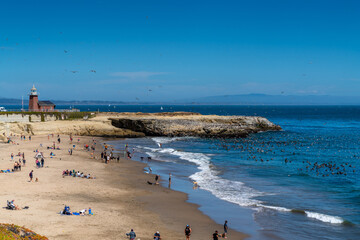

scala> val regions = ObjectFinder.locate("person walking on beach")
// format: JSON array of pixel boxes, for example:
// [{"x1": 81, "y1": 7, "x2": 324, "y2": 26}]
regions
[
  {"x1": 41, "y1": 158, "x2": 44, "y2": 168},
  {"x1": 185, "y1": 225, "x2": 191, "y2": 240},
  {"x1": 126, "y1": 229, "x2": 136, "y2": 240},
  {"x1": 29, "y1": 170, "x2": 33, "y2": 182},
  {"x1": 155, "y1": 174, "x2": 159, "y2": 184},
  {"x1": 223, "y1": 220, "x2": 228, "y2": 238}
]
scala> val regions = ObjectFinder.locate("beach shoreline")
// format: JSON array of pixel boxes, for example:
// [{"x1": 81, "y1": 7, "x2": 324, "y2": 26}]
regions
[{"x1": 0, "y1": 134, "x2": 248, "y2": 239}]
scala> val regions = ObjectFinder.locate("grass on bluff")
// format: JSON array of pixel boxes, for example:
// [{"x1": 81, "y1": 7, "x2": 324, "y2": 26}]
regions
[
  {"x1": 0, "y1": 224, "x2": 48, "y2": 240},
  {"x1": 0, "y1": 112, "x2": 94, "y2": 122}
]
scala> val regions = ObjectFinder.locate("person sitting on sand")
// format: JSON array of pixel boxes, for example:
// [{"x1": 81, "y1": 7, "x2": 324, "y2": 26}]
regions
[
  {"x1": 35, "y1": 159, "x2": 41, "y2": 168},
  {"x1": 13, "y1": 162, "x2": 19, "y2": 171},
  {"x1": 7, "y1": 200, "x2": 20, "y2": 210},
  {"x1": 153, "y1": 231, "x2": 161, "y2": 240},
  {"x1": 212, "y1": 230, "x2": 220, "y2": 240},
  {"x1": 62, "y1": 205, "x2": 72, "y2": 215},
  {"x1": 79, "y1": 209, "x2": 87, "y2": 215}
]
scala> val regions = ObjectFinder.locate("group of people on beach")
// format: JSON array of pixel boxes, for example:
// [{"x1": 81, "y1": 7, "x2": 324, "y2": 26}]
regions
[
  {"x1": 4, "y1": 132, "x2": 234, "y2": 239},
  {"x1": 100, "y1": 149, "x2": 120, "y2": 164},
  {"x1": 62, "y1": 169, "x2": 94, "y2": 179},
  {"x1": 61, "y1": 205, "x2": 93, "y2": 216},
  {"x1": 126, "y1": 221, "x2": 228, "y2": 240}
]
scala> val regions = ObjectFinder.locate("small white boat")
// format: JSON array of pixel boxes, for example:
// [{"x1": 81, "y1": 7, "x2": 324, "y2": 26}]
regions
[
  {"x1": 0, "y1": 107, "x2": 7, "y2": 112},
  {"x1": 160, "y1": 106, "x2": 163, "y2": 110}
]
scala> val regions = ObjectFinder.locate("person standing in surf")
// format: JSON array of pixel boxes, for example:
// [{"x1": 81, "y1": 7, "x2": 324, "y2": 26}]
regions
[
  {"x1": 223, "y1": 220, "x2": 228, "y2": 238},
  {"x1": 168, "y1": 173, "x2": 172, "y2": 188},
  {"x1": 155, "y1": 174, "x2": 159, "y2": 184}
]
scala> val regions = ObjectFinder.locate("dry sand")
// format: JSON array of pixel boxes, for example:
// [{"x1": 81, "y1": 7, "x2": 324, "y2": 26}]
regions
[{"x1": 0, "y1": 135, "x2": 248, "y2": 240}]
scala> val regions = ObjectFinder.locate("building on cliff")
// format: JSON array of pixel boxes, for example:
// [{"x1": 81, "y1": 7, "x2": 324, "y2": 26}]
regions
[{"x1": 28, "y1": 85, "x2": 56, "y2": 112}]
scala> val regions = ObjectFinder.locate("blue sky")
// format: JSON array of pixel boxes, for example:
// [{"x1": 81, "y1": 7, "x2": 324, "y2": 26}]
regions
[{"x1": 0, "y1": 0, "x2": 359, "y2": 101}]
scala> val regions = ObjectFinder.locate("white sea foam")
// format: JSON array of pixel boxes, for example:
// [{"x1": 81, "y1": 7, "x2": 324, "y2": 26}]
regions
[
  {"x1": 152, "y1": 137, "x2": 191, "y2": 145},
  {"x1": 257, "y1": 205, "x2": 344, "y2": 224},
  {"x1": 146, "y1": 139, "x2": 345, "y2": 225},
  {"x1": 305, "y1": 211, "x2": 344, "y2": 224},
  {"x1": 258, "y1": 204, "x2": 291, "y2": 212},
  {"x1": 149, "y1": 145, "x2": 264, "y2": 207}
]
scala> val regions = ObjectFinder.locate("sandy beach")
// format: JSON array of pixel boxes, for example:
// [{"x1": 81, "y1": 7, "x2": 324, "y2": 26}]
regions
[{"x1": 0, "y1": 134, "x2": 248, "y2": 240}]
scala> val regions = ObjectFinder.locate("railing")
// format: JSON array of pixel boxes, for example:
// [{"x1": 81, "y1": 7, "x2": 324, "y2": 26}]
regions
[{"x1": 1, "y1": 109, "x2": 80, "y2": 112}]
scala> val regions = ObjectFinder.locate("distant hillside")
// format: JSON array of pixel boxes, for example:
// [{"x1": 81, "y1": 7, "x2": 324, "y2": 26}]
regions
[
  {"x1": 2, "y1": 94, "x2": 360, "y2": 106},
  {"x1": 0, "y1": 98, "x2": 23, "y2": 105},
  {"x1": 187, "y1": 94, "x2": 360, "y2": 105},
  {"x1": 0, "y1": 98, "x2": 126, "y2": 106}
]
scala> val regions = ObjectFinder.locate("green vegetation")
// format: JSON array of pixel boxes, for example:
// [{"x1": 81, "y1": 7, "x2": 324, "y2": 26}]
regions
[
  {"x1": 0, "y1": 112, "x2": 94, "y2": 121},
  {"x1": 0, "y1": 224, "x2": 48, "y2": 240}
]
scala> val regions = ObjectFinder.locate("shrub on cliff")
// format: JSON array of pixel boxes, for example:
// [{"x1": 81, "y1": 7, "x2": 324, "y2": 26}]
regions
[{"x1": 0, "y1": 224, "x2": 48, "y2": 240}]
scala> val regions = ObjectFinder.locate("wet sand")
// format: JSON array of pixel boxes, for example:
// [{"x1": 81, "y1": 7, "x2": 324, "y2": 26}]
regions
[{"x1": 0, "y1": 135, "x2": 248, "y2": 239}]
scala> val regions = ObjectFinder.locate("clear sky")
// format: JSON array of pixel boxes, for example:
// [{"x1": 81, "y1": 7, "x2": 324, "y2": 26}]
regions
[{"x1": 0, "y1": 0, "x2": 359, "y2": 101}]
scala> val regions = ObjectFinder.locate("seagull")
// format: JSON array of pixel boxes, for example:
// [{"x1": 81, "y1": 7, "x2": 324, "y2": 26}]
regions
[
  {"x1": 71, "y1": 71, "x2": 78, "y2": 73},
  {"x1": 64, "y1": 50, "x2": 68, "y2": 53},
  {"x1": 90, "y1": 70, "x2": 96, "y2": 73}
]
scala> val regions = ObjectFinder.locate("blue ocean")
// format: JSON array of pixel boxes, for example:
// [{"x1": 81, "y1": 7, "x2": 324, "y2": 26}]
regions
[{"x1": 4, "y1": 105, "x2": 360, "y2": 239}]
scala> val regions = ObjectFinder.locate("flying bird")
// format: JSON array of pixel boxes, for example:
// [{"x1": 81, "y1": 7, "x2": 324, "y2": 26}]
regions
[
  {"x1": 90, "y1": 70, "x2": 96, "y2": 73},
  {"x1": 71, "y1": 71, "x2": 78, "y2": 73},
  {"x1": 64, "y1": 50, "x2": 68, "y2": 53}
]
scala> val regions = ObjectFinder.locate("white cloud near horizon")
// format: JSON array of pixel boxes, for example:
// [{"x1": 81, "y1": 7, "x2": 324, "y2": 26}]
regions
[{"x1": 110, "y1": 71, "x2": 169, "y2": 78}]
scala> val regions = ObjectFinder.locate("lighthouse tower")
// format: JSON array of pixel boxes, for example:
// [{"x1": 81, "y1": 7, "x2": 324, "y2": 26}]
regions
[{"x1": 29, "y1": 85, "x2": 39, "y2": 111}]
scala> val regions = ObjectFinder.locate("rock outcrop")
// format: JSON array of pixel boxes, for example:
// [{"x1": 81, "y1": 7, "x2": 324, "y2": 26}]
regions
[
  {"x1": 0, "y1": 116, "x2": 144, "y2": 142},
  {"x1": 110, "y1": 112, "x2": 281, "y2": 138},
  {"x1": 0, "y1": 112, "x2": 281, "y2": 142}
]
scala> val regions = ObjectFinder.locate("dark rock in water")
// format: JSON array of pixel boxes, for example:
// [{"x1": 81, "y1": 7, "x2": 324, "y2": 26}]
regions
[
  {"x1": 110, "y1": 112, "x2": 281, "y2": 138},
  {"x1": 291, "y1": 209, "x2": 306, "y2": 214}
]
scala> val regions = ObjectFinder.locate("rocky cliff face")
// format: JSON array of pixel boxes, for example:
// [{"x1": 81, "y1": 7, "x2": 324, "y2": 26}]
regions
[
  {"x1": 110, "y1": 112, "x2": 281, "y2": 138},
  {"x1": 0, "y1": 116, "x2": 144, "y2": 143},
  {"x1": 0, "y1": 112, "x2": 281, "y2": 142}
]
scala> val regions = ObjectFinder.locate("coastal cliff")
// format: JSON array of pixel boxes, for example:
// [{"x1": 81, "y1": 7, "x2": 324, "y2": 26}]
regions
[
  {"x1": 110, "y1": 112, "x2": 281, "y2": 138},
  {"x1": 0, "y1": 112, "x2": 281, "y2": 142}
]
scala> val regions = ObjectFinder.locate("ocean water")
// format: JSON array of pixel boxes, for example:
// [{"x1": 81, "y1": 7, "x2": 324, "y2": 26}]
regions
[
  {"x1": 4, "y1": 104, "x2": 360, "y2": 239},
  {"x1": 106, "y1": 105, "x2": 360, "y2": 240}
]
